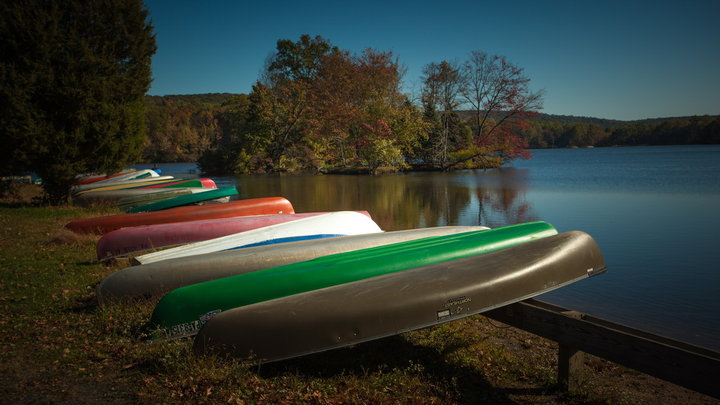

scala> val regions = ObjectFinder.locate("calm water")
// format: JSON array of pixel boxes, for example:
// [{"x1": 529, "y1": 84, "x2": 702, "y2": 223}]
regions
[{"x1": 136, "y1": 145, "x2": 720, "y2": 351}]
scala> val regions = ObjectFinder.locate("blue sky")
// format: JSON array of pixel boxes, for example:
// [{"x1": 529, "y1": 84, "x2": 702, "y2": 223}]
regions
[{"x1": 145, "y1": 0, "x2": 719, "y2": 121}]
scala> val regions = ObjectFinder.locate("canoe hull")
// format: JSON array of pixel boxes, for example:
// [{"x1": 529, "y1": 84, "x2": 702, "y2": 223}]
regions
[
  {"x1": 97, "y1": 226, "x2": 488, "y2": 305},
  {"x1": 193, "y1": 231, "x2": 606, "y2": 363},
  {"x1": 149, "y1": 222, "x2": 557, "y2": 338},
  {"x1": 73, "y1": 169, "x2": 137, "y2": 185},
  {"x1": 65, "y1": 197, "x2": 294, "y2": 235},
  {"x1": 116, "y1": 188, "x2": 210, "y2": 211},
  {"x1": 97, "y1": 212, "x2": 345, "y2": 260},
  {"x1": 73, "y1": 187, "x2": 214, "y2": 206},
  {"x1": 138, "y1": 178, "x2": 216, "y2": 189},
  {"x1": 73, "y1": 177, "x2": 212, "y2": 195},
  {"x1": 75, "y1": 169, "x2": 160, "y2": 190},
  {"x1": 133, "y1": 211, "x2": 382, "y2": 265},
  {"x1": 127, "y1": 186, "x2": 237, "y2": 213}
]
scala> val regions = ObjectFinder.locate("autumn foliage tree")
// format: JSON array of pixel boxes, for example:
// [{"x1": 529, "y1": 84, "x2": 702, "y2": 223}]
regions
[
  {"x1": 309, "y1": 49, "x2": 424, "y2": 172},
  {"x1": 420, "y1": 52, "x2": 543, "y2": 170},
  {"x1": 202, "y1": 35, "x2": 425, "y2": 175},
  {"x1": 458, "y1": 51, "x2": 543, "y2": 166},
  {"x1": 421, "y1": 61, "x2": 465, "y2": 168}
]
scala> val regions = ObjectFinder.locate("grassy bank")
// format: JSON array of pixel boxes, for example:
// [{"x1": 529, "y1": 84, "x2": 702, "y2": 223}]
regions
[{"x1": 0, "y1": 186, "x2": 715, "y2": 404}]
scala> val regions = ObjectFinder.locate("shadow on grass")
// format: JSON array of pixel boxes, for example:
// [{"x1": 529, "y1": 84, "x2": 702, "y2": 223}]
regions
[{"x1": 254, "y1": 334, "x2": 523, "y2": 404}]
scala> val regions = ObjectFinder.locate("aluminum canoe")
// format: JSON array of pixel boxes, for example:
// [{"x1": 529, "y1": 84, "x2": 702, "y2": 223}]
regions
[
  {"x1": 149, "y1": 221, "x2": 557, "y2": 339},
  {"x1": 65, "y1": 197, "x2": 294, "y2": 235},
  {"x1": 133, "y1": 211, "x2": 383, "y2": 265},
  {"x1": 97, "y1": 225, "x2": 489, "y2": 304},
  {"x1": 193, "y1": 231, "x2": 606, "y2": 363}
]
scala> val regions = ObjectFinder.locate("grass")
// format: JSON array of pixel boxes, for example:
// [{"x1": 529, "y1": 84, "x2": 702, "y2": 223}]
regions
[{"x1": 0, "y1": 186, "x2": 715, "y2": 404}]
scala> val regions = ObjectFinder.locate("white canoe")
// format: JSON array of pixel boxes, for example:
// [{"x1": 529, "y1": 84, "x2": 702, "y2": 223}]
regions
[
  {"x1": 133, "y1": 211, "x2": 383, "y2": 265},
  {"x1": 71, "y1": 170, "x2": 164, "y2": 192}
]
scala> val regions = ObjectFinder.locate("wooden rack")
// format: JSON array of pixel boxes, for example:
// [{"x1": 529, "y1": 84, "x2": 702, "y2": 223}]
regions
[{"x1": 484, "y1": 299, "x2": 720, "y2": 398}]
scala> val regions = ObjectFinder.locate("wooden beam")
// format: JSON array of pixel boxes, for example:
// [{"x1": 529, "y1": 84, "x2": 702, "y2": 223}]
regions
[{"x1": 484, "y1": 299, "x2": 720, "y2": 398}]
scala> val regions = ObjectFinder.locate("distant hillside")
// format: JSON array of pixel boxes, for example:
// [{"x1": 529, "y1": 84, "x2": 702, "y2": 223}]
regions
[
  {"x1": 457, "y1": 110, "x2": 717, "y2": 128},
  {"x1": 141, "y1": 94, "x2": 719, "y2": 162},
  {"x1": 142, "y1": 93, "x2": 239, "y2": 162},
  {"x1": 145, "y1": 94, "x2": 713, "y2": 125},
  {"x1": 145, "y1": 93, "x2": 235, "y2": 107}
]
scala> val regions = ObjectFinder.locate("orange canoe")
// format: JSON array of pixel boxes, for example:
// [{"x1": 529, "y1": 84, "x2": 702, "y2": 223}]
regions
[{"x1": 66, "y1": 197, "x2": 295, "y2": 235}]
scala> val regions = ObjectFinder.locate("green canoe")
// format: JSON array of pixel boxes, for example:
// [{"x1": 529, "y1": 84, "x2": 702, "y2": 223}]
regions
[
  {"x1": 116, "y1": 188, "x2": 199, "y2": 211},
  {"x1": 128, "y1": 187, "x2": 239, "y2": 213},
  {"x1": 150, "y1": 221, "x2": 557, "y2": 339}
]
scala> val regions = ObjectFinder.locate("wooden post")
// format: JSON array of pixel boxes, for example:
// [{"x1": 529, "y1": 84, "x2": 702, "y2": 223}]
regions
[
  {"x1": 557, "y1": 310, "x2": 585, "y2": 392},
  {"x1": 558, "y1": 344, "x2": 584, "y2": 391},
  {"x1": 558, "y1": 311, "x2": 585, "y2": 392}
]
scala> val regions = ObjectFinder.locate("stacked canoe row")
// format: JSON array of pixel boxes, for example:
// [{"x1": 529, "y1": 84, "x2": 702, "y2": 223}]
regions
[
  {"x1": 72, "y1": 169, "x2": 237, "y2": 212},
  {"x1": 66, "y1": 169, "x2": 607, "y2": 364}
]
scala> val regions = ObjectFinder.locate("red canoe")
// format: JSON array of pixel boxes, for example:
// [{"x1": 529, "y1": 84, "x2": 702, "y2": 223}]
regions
[
  {"x1": 96, "y1": 211, "x2": 366, "y2": 260},
  {"x1": 73, "y1": 169, "x2": 136, "y2": 185},
  {"x1": 66, "y1": 197, "x2": 295, "y2": 235},
  {"x1": 138, "y1": 178, "x2": 217, "y2": 189}
]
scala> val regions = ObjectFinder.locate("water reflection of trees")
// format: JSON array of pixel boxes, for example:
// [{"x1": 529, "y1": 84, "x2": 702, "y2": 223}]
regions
[{"x1": 235, "y1": 169, "x2": 536, "y2": 230}]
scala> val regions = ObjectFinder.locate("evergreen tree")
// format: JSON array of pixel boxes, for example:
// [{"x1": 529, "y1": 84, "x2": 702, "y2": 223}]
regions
[{"x1": 0, "y1": 0, "x2": 156, "y2": 203}]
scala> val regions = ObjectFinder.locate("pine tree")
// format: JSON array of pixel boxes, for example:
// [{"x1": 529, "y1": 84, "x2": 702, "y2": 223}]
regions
[{"x1": 0, "y1": 0, "x2": 156, "y2": 203}]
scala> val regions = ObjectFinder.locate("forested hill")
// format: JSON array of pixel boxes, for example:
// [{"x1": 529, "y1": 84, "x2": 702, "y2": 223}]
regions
[
  {"x1": 141, "y1": 93, "x2": 720, "y2": 163},
  {"x1": 145, "y1": 93, "x2": 235, "y2": 107},
  {"x1": 143, "y1": 93, "x2": 237, "y2": 162},
  {"x1": 456, "y1": 110, "x2": 713, "y2": 128}
]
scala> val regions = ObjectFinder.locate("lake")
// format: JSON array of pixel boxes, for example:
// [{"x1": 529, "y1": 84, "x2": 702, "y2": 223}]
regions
[{"x1": 135, "y1": 144, "x2": 720, "y2": 351}]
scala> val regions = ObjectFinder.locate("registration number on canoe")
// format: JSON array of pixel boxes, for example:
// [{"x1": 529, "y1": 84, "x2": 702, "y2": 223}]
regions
[{"x1": 161, "y1": 309, "x2": 223, "y2": 339}]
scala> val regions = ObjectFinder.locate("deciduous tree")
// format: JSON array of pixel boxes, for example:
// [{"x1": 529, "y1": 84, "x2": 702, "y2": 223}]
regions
[
  {"x1": 421, "y1": 61, "x2": 465, "y2": 167},
  {"x1": 455, "y1": 51, "x2": 543, "y2": 168}
]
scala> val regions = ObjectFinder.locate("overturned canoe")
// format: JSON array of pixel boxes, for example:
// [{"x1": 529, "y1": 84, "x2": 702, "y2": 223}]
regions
[
  {"x1": 72, "y1": 176, "x2": 176, "y2": 193},
  {"x1": 116, "y1": 188, "x2": 209, "y2": 211},
  {"x1": 73, "y1": 169, "x2": 139, "y2": 186},
  {"x1": 65, "y1": 197, "x2": 294, "y2": 235},
  {"x1": 97, "y1": 226, "x2": 488, "y2": 305},
  {"x1": 133, "y1": 211, "x2": 382, "y2": 265},
  {"x1": 73, "y1": 187, "x2": 215, "y2": 207},
  {"x1": 136, "y1": 178, "x2": 216, "y2": 190},
  {"x1": 97, "y1": 211, "x2": 343, "y2": 261},
  {"x1": 73, "y1": 177, "x2": 214, "y2": 195},
  {"x1": 79, "y1": 169, "x2": 158, "y2": 184},
  {"x1": 127, "y1": 186, "x2": 237, "y2": 214},
  {"x1": 194, "y1": 231, "x2": 606, "y2": 363},
  {"x1": 149, "y1": 221, "x2": 557, "y2": 339}
]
